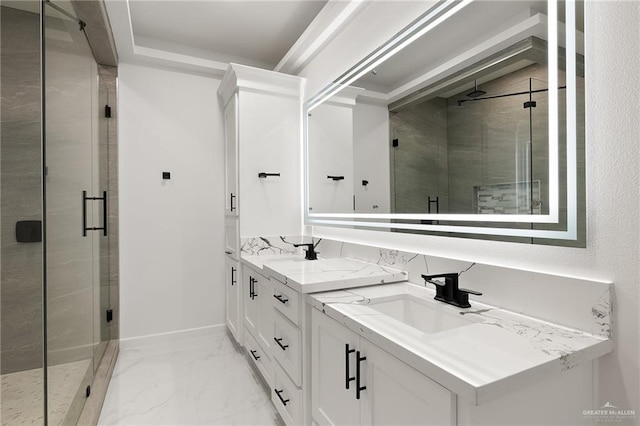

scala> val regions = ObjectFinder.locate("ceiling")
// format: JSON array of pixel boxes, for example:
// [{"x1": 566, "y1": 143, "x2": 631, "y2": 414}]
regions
[{"x1": 128, "y1": 0, "x2": 328, "y2": 70}]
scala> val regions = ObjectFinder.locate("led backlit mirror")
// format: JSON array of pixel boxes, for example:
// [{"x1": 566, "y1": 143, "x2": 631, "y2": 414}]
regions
[{"x1": 305, "y1": 0, "x2": 585, "y2": 245}]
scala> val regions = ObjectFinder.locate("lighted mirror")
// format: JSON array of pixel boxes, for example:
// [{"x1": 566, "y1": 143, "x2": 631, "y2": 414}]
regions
[{"x1": 304, "y1": 0, "x2": 585, "y2": 244}]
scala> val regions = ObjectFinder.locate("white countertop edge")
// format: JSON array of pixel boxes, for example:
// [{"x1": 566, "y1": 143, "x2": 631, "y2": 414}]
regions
[
  {"x1": 240, "y1": 254, "x2": 304, "y2": 271},
  {"x1": 278, "y1": 274, "x2": 407, "y2": 294}
]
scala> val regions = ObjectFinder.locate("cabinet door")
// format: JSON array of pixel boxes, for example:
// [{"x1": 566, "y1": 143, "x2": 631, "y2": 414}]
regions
[
  {"x1": 225, "y1": 256, "x2": 240, "y2": 343},
  {"x1": 359, "y1": 339, "x2": 455, "y2": 426},
  {"x1": 255, "y1": 274, "x2": 273, "y2": 353},
  {"x1": 311, "y1": 309, "x2": 360, "y2": 426},
  {"x1": 243, "y1": 268, "x2": 259, "y2": 339},
  {"x1": 224, "y1": 217, "x2": 239, "y2": 260},
  {"x1": 224, "y1": 93, "x2": 238, "y2": 216}
]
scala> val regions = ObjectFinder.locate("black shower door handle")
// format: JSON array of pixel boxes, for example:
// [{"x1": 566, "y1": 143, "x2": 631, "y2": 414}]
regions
[
  {"x1": 83, "y1": 191, "x2": 88, "y2": 237},
  {"x1": 83, "y1": 190, "x2": 107, "y2": 237},
  {"x1": 101, "y1": 191, "x2": 107, "y2": 236}
]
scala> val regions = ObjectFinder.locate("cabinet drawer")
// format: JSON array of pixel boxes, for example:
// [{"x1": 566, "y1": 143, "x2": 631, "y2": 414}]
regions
[
  {"x1": 272, "y1": 361, "x2": 302, "y2": 426},
  {"x1": 272, "y1": 311, "x2": 302, "y2": 386},
  {"x1": 224, "y1": 217, "x2": 239, "y2": 260},
  {"x1": 272, "y1": 278, "x2": 300, "y2": 326},
  {"x1": 244, "y1": 327, "x2": 272, "y2": 387}
]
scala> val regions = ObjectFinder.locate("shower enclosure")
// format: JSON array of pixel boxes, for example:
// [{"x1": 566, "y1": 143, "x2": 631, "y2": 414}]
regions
[{"x1": 1, "y1": 0, "x2": 118, "y2": 424}]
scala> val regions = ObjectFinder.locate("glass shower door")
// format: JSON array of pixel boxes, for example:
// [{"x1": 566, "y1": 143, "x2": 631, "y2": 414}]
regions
[{"x1": 44, "y1": 1, "x2": 97, "y2": 424}]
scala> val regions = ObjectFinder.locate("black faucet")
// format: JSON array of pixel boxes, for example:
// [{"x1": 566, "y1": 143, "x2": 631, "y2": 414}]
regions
[
  {"x1": 421, "y1": 273, "x2": 482, "y2": 308},
  {"x1": 293, "y1": 243, "x2": 318, "y2": 260}
]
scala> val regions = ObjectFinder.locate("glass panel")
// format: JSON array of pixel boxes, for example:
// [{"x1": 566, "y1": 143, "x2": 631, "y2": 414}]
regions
[
  {"x1": 94, "y1": 68, "x2": 111, "y2": 369},
  {"x1": 44, "y1": 1, "x2": 96, "y2": 424},
  {"x1": 1, "y1": 2, "x2": 46, "y2": 424}
]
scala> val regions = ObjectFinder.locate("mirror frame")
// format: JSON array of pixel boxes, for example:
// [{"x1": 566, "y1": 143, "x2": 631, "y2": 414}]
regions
[{"x1": 304, "y1": 0, "x2": 582, "y2": 241}]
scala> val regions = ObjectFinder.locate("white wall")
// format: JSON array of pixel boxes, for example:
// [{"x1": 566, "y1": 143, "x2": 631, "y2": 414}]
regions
[
  {"x1": 302, "y1": 1, "x2": 640, "y2": 411},
  {"x1": 118, "y1": 63, "x2": 225, "y2": 340}
]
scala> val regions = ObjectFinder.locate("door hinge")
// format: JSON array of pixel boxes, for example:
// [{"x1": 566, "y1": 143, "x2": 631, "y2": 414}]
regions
[
  {"x1": 86, "y1": 385, "x2": 91, "y2": 398},
  {"x1": 106, "y1": 309, "x2": 113, "y2": 323},
  {"x1": 105, "y1": 105, "x2": 112, "y2": 118},
  {"x1": 392, "y1": 138, "x2": 399, "y2": 147},
  {"x1": 523, "y1": 101, "x2": 537, "y2": 108}
]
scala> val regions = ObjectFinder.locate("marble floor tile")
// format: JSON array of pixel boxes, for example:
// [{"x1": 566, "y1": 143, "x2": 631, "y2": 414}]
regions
[{"x1": 98, "y1": 333, "x2": 281, "y2": 425}]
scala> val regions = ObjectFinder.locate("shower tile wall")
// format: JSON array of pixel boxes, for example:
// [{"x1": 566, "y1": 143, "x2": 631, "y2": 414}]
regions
[{"x1": 0, "y1": 5, "x2": 44, "y2": 374}]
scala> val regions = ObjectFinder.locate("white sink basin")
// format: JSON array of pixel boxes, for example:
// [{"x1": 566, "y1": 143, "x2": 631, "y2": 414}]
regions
[{"x1": 367, "y1": 293, "x2": 481, "y2": 334}]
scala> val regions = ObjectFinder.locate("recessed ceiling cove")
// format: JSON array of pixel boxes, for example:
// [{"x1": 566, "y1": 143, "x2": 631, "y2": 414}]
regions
[{"x1": 128, "y1": 0, "x2": 327, "y2": 69}]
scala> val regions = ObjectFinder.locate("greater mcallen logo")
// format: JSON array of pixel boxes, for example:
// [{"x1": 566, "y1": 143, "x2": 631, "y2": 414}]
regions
[{"x1": 583, "y1": 402, "x2": 637, "y2": 423}]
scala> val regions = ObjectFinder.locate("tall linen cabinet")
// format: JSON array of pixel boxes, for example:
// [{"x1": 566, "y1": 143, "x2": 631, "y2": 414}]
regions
[{"x1": 218, "y1": 64, "x2": 304, "y2": 347}]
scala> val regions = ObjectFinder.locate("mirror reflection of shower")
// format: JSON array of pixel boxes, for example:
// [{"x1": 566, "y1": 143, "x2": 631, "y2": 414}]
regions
[{"x1": 390, "y1": 60, "x2": 579, "y2": 217}]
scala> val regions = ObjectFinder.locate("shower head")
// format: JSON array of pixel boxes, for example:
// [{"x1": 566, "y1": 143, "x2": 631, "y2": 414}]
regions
[{"x1": 466, "y1": 80, "x2": 486, "y2": 98}]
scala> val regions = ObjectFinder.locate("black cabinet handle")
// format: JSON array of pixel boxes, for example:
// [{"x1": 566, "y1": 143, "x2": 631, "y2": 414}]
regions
[
  {"x1": 250, "y1": 349, "x2": 260, "y2": 360},
  {"x1": 327, "y1": 175, "x2": 345, "y2": 181},
  {"x1": 249, "y1": 276, "x2": 257, "y2": 299},
  {"x1": 273, "y1": 294, "x2": 289, "y2": 304},
  {"x1": 274, "y1": 389, "x2": 289, "y2": 406},
  {"x1": 231, "y1": 267, "x2": 236, "y2": 286},
  {"x1": 345, "y1": 344, "x2": 355, "y2": 390},
  {"x1": 356, "y1": 351, "x2": 366, "y2": 400},
  {"x1": 230, "y1": 193, "x2": 236, "y2": 212},
  {"x1": 274, "y1": 337, "x2": 289, "y2": 351}
]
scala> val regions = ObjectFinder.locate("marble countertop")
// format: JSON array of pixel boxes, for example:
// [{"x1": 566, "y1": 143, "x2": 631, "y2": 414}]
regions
[
  {"x1": 261, "y1": 257, "x2": 407, "y2": 294},
  {"x1": 308, "y1": 282, "x2": 613, "y2": 405},
  {"x1": 241, "y1": 254, "x2": 303, "y2": 271}
]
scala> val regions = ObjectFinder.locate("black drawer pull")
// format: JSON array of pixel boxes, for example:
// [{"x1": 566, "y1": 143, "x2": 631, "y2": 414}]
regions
[
  {"x1": 356, "y1": 350, "x2": 366, "y2": 400},
  {"x1": 250, "y1": 350, "x2": 260, "y2": 361},
  {"x1": 274, "y1": 389, "x2": 289, "y2": 406},
  {"x1": 249, "y1": 276, "x2": 257, "y2": 299},
  {"x1": 273, "y1": 294, "x2": 289, "y2": 304},
  {"x1": 231, "y1": 267, "x2": 236, "y2": 286},
  {"x1": 345, "y1": 344, "x2": 355, "y2": 389},
  {"x1": 274, "y1": 337, "x2": 289, "y2": 351},
  {"x1": 230, "y1": 193, "x2": 236, "y2": 211}
]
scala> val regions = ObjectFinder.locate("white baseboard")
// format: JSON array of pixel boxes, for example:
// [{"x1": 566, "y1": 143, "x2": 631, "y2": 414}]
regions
[{"x1": 119, "y1": 324, "x2": 226, "y2": 351}]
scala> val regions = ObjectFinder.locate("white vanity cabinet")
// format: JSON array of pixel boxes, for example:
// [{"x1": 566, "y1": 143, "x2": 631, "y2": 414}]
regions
[
  {"x1": 224, "y1": 255, "x2": 240, "y2": 343},
  {"x1": 311, "y1": 308, "x2": 455, "y2": 426}
]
